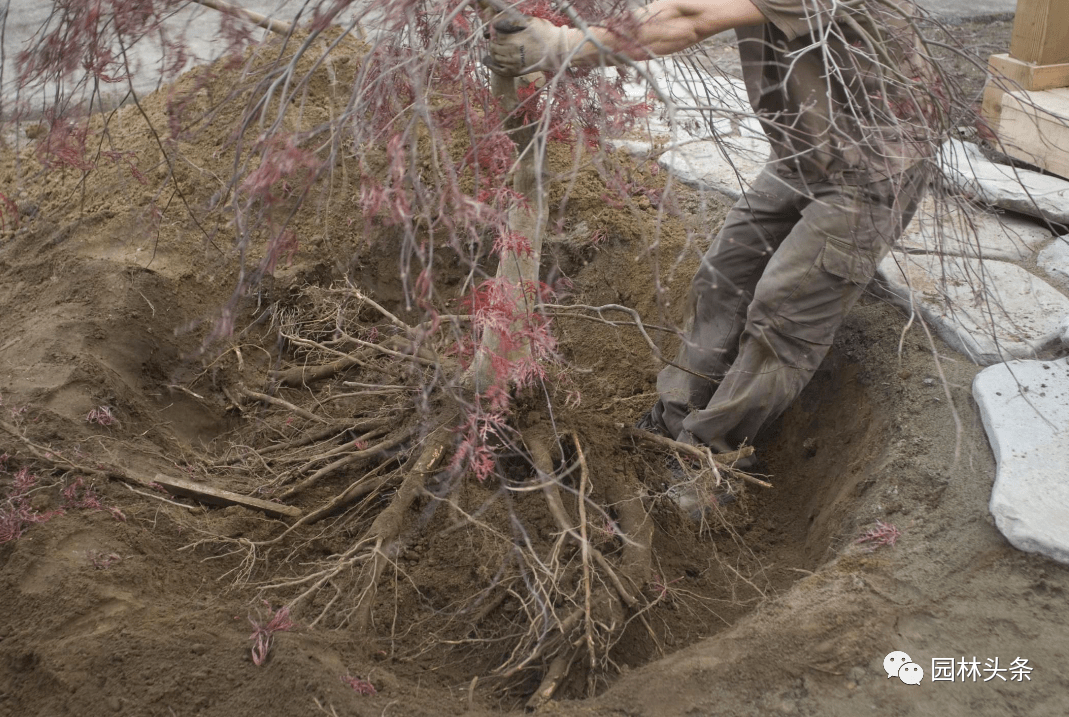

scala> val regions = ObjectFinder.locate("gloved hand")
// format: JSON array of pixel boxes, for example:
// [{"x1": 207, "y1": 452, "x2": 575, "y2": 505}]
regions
[{"x1": 484, "y1": 15, "x2": 585, "y2": 76}]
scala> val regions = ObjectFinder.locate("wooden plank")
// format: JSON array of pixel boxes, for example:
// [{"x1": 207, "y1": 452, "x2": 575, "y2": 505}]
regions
[
  {"x1": 1009, "y1": 0, "x2": 1069, "y2": 65},
  {"x1": 152, "y1": 474, "x2": 303, "y2": 519},
  {"x1": 981, "y1": 82, "x2": 1006, "y2": 135},
  {"x1": 989, "y1": 54, "x2": 1069, "y2": 91},
  {"x1": 996, "y1": 88, "x2": 1069, "y2": 179}
]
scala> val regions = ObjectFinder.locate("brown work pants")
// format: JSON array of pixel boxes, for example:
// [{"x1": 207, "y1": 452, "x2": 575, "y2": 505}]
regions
[{"x1": 648, "y1": 163, "x2": 928, "y2": 452}]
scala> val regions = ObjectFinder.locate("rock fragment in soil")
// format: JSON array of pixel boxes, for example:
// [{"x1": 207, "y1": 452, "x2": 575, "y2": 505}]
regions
[
  {"x1": 900, "y1": 196, "x2": 1054, "y2": 260},
  {"x1": 877, "y1": 252, "x2": 1069, "y2": 364},
  {"x1": 974, "y1": 358, "x2": 1069, "y2": 564},
  {"x1": 1037, "y1": 235, "x2": 1069, "y2": 289},
  {"x1": 611, "y1": 64, "x2": 768, "y2": 200},
  {"x1": 939, "y1": 139, "x2": 1069, "y2": 225}
]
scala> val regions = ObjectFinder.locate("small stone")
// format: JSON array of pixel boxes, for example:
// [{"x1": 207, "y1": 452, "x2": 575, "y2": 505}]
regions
[{"x1": 107, "y1": 696, "x2": 121, "y2": 711}]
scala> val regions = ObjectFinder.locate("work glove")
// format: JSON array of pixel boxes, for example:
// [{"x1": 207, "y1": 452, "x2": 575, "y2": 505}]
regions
[{"x1": 484, "y1": 15, "x2": 585, "y2": 76}]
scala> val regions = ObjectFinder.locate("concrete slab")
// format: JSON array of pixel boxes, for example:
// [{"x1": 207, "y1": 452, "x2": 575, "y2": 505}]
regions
[
  {"x1": 877, "y1": 251, "x2": 1069, "y2": 364},
  {"x1": 940, "y1": 139, "x2": 1069, "y2": 226},
  {"x1": 1037, "y1": 236, "x2": 1069, "y2": 289},
  {"x1": 654, "y1": 137, "x2": 768, "y2": 200},
  {"x1": 614, "y1": 64, "x2": 768, "y2": 200},
  {"x1": 901, "y1": 196, "x2": 1055, "y2": 260},
  {"x1": 974, "y1": 358, "x2": 1069, "y2": 565},
  {"x1": 618, "y1": 61, "x2": 751, "y2": 131}
]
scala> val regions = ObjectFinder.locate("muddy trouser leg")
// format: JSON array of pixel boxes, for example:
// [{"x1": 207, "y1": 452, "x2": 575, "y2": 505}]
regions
[
  {"x1": 678, "y1": 166, "x2": 928, "y2": 452},
  {"x1": 649, "y1": 168, "x2": 809, "y2": 439}
]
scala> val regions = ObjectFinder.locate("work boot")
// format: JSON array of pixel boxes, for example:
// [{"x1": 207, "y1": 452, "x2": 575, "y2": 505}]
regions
[
  {"x1": 635, "y1": 407, "x2": 669, "y2": 437},
  {"x1": 666, "y1": 472, "x2": 738, "y2": 523},
  {"x1": 663, "y1": 451, "x2": 738, "y2": 523},
  {"x1": 703, "y1": 435, "x2": 758, "y2": 471}
]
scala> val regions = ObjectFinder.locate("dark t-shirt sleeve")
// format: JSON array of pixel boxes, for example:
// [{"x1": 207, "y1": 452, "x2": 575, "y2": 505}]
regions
[{"x1": 747, "y1": 0, "x2": 832, "y2": 41}]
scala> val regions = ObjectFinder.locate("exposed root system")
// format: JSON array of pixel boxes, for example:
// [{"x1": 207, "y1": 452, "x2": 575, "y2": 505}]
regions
[{"x1": 190, "y1": 285, "x2": 762, "y2": 700}]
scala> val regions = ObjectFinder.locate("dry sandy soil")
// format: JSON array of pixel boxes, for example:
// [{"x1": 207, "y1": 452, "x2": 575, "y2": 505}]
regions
[{"x1": 1, "y1": 16, "x2": 1067, "y2": 717}]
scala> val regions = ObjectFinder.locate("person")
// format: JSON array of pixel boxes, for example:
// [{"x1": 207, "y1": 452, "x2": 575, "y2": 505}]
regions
[{"x1": 483, "y1": 0, "x2": 938, "y2": 461}]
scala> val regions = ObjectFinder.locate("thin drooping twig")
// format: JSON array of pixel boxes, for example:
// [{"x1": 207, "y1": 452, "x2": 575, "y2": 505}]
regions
[
  {"x1": 190, "y1": 0, "x2": 294, "y2": 36},
  {"x1": 540, "y1": 303, "x2": 722, "y2": 381}
]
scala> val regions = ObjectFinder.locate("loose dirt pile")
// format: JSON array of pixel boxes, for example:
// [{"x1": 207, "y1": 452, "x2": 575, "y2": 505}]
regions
[{"x1": 1, "y1": 17, "x2": 1067, "y2": 717}]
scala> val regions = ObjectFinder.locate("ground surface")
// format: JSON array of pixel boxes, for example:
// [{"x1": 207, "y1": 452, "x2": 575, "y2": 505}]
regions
[{"x1": 1, "y1": 14, "x2": 1068, "y2": 717}]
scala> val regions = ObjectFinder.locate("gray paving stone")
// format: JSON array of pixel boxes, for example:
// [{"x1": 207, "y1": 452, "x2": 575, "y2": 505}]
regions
[
  {"x1": 940, "y1": 139, "x2": 1069, "y2": 225},
  {"x1": 901, "y1": 196, "x2": 1054, "y2": 261},
  {"x1": 619, "y1": 62, "x2": 756, "y2": 138},
  {"x1": 1037, "y1": 236, "x2": 1069, "y2": 290},
  {"x1": 974, "y1": 358, "x2": 1069, "y2": 565},
  {"x1": 877, "y1": 252, "x2": 1069, "y2": 364},
  {"x1": 612, "y1": 62, "x2": 768, "y2": 200},
  {"x1": 654, "y1": 137, "x2": 768, "y2": 200}
]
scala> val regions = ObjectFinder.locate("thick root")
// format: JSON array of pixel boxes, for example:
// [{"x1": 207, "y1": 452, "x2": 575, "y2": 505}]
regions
[{"x1": 350, "y1": 429, "x2": 450, "y2": 634}]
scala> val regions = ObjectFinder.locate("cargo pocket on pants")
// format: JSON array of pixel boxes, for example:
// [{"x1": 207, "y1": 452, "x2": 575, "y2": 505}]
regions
[{"x1": 819, "y1": 240, "x2": 880, "y2": 286}]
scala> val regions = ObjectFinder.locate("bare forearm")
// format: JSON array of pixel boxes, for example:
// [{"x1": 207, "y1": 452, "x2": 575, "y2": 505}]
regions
[{"x1": 572, "y1": 0, "x2": 767, "y2": 65}]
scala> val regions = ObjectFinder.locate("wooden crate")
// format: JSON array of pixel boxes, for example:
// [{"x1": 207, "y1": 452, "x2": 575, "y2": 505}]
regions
[
  {"x1": 979, "y1": 0, "x2": 1069, "y2": 174},
  {"x1": 1009, "y1": 0, "x2": 1069, "y2": 66},
  {"x1": 995, "y1": 88, "x2": 1069, "y2": 179}
]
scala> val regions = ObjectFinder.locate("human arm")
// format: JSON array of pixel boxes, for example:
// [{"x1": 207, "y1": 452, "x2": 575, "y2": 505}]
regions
[{"x1": 485, "y1": 0, "x2": 768, "y2": 76}]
